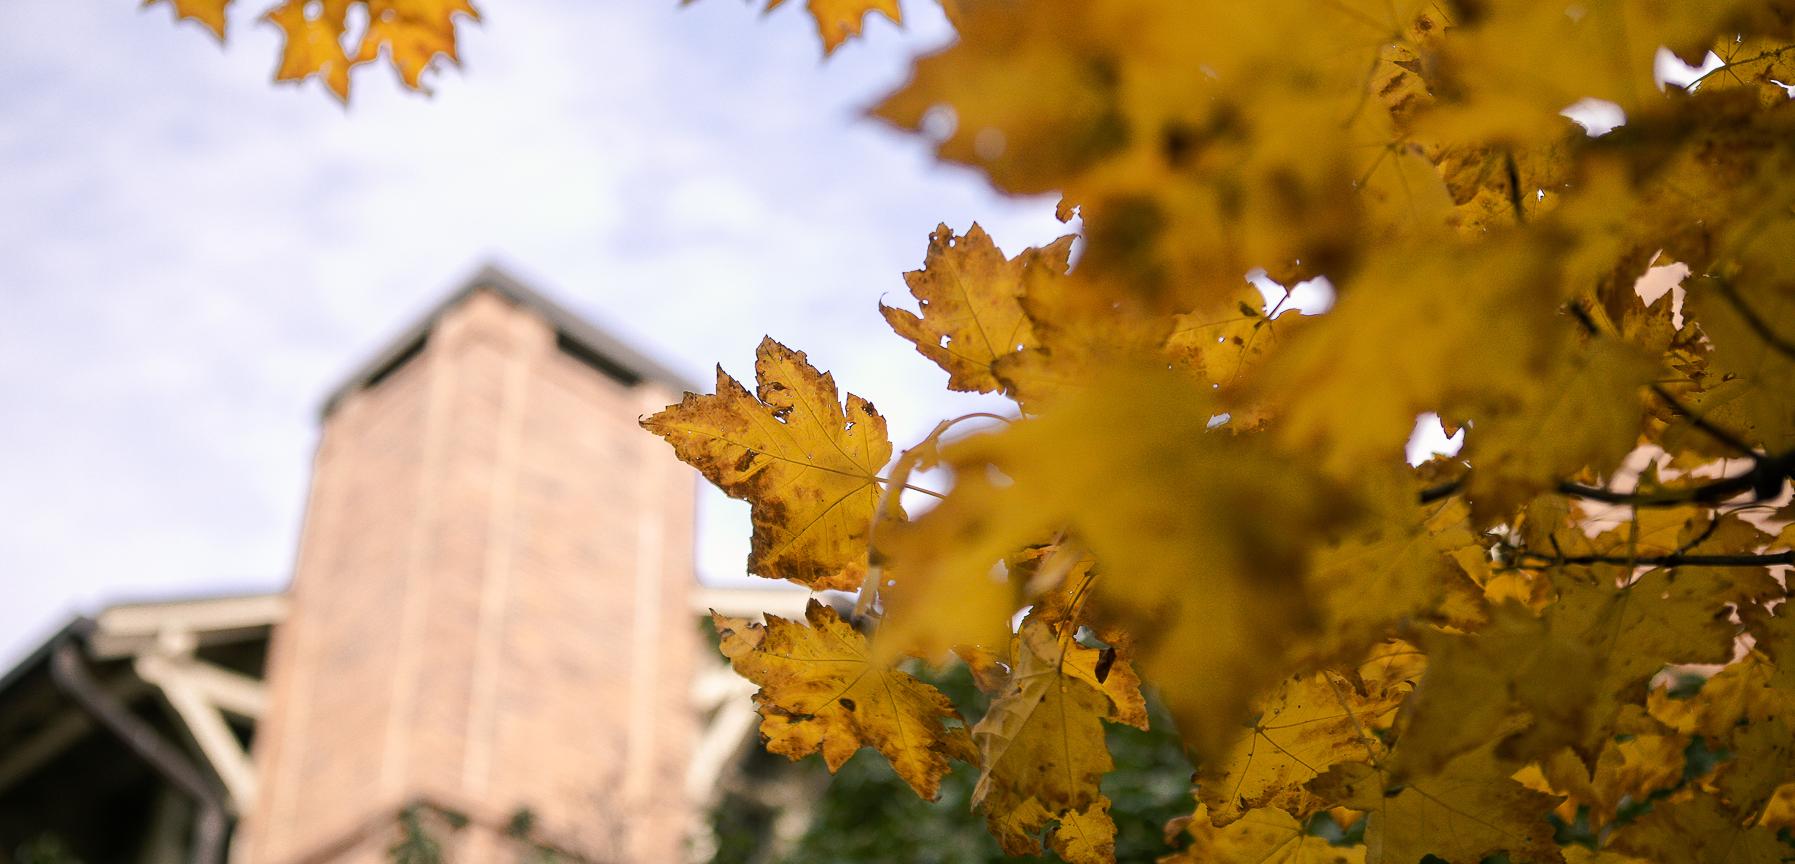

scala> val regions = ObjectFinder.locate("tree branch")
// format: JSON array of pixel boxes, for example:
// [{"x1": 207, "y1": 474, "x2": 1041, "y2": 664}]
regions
[
  {"x1": 1515, "y1": 550, "x2": 1793, "y2": 569},
  {"x1": 1554, "y1": 472, "x2": 1762, "y2": 508}
]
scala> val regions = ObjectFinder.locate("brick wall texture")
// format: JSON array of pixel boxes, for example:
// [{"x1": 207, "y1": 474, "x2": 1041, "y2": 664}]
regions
[{"x1": 238, "y1": 287, "x2": 699, "y2": 864}]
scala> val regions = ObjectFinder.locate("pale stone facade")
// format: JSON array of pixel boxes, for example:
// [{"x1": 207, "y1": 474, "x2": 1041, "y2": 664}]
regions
[{"x1": 238, "y1": 270, "x2": 701, "y2": 864}]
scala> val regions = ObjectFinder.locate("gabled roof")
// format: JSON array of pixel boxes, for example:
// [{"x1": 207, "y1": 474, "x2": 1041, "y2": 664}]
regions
[{"x1": 319, "y1": 264, "x2": 697, "y2": 418}]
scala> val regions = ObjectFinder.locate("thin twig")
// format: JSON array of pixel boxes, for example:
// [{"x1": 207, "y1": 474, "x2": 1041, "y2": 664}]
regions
[
  {"x1": 1418, "y1": 477, "x2": 1463, "y2": 504},
  {"x1": 1515, "y1": 550, "x2": 1793, "y2": 569}
]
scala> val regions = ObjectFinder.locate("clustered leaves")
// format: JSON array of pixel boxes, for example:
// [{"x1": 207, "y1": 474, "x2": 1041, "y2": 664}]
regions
[
  {"x1": 643, "y1": 1, "x2": 1795, "y2": 861},
  {"x1": 147, "y1": 0, "x2": 479, "y2": 101}
]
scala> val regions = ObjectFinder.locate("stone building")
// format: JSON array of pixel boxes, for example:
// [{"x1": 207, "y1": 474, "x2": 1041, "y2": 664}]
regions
[{"x1": 0, "y1": 268, "x2": 799, "y2": 864}]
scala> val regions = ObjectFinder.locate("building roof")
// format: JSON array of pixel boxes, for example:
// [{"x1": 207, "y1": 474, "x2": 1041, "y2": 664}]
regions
[{"x1": 319, "y1": 264, "x2": 697, "y2": 418}]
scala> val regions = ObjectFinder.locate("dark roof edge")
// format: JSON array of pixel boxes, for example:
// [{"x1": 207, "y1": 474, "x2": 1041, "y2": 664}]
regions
[
  {"x1": 0, "y1": 616, "x2": 94, "y2": 702},
  {"x1": 318, "y1": 264, "x2": 698, "y2": 419}
]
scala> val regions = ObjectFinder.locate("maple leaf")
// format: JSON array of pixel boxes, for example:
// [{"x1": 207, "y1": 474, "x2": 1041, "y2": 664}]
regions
[
  {"x1": 1199, "y1": 642, "x2": 1422, "y2": 826},
  {"x1": 1319, "y1": 739, "x2": 1566, "y2": 864},
  {"x1": 1261, "y1": 238, "x2": 1573, "y2": 475},
  {"x1": 266, "y1": 0, "x2": 355, "y2": 102},
  {"x1": 971, "y1": 615, "x2": 1139, "y2": 861},
  {"x1": 644, "y1": 337, "x2": 892, "y2": 591},
  {"x1": 1695, "y1": 36, "x2": 1795, "y2": 106},
  {"x1": 1685, "y1": 266, "x2": 1795, "y2": 452},
  {"x1": 1048, "y1": 799, "x2": 1118, "y2": 864},
  {"x1": 881, "y1": 223, "x2": 1075, "y2": 394},
  {"x1": 711, "y1": 600, "x2": 975, "y2": 799},
  {"x1": 796, "y1": 0, "x2": 899, "y2": 55},
  {"x1": 1457, "y1": 338, "x2": 1655, "y2": 520},
  {"x1": 145, "y1": 0, "x2": 232, "y2": 39},
  {"x1": 1608, "y1": 793, "x2": 1795, "y2": 864},
  {"x1": 1549, "y1": 566, "x2": 1780, "y2": 757},
  {"x1": 1301, "y1": 476, "x2": 1486, "y2": 666},
  {"x1": 1163, "y1": 281, "x2": 1314, "y2": 396},
  {"x1": 353, "y1": 0, "x2": 480, "y2": 90},
  {"x1": 1535, "y1": 734, "x2": 1688, "y2": 829},
  {"x1": 1390, "y1": 606, "x2": 1602, "y2": 779},
  {"x1": 1162, "y1": 806, "x2": 1365, "y2": 864}
]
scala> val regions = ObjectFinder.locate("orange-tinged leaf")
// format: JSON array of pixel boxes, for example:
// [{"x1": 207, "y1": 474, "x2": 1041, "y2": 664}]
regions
[
  {"x1": 881, "y1": 224, "x2": 1074, "y2": 394},
  {"x1": 145, "y1": 0, "x2": 232, "y2": 39},
  {"x1": 791, "y1": 0, "x2": 900, "y2": 54},
  {"x1": 711, "y1": 601, "x2": 975, "y2": 799},
  {"x1": 266, "y1": 0, "x2": 354, "y2": 102},
  {"x1": 644, "y1": 337, "x2": 892, "y2": 591},
  {"x1": 354, "y1": 0, "x2": 480, "y2": 90}
]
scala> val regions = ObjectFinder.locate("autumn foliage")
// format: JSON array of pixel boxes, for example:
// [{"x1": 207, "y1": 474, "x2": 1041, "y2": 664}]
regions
[
  {"x1": 644, "y1": 2, "x2": 1795, "y2": 861},
  {"x1": 158, "y1": 0, "x2": 1795, "y2": 860},
  {"x1": 148, "y1": 0, "x2": 479, "y2": 100}
]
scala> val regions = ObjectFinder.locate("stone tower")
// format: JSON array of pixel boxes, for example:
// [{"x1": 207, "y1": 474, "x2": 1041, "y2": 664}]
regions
[{"x1": 238, "y1": 267, "x2": 699, "y2": 863}]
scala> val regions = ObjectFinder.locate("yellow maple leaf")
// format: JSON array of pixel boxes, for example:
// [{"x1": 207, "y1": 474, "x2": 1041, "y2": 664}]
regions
[
  {"x1": 1163, "y1": 282, "x2": 1314, "y2": 395},
  {"x1": 1048, "y1": 799, "x2": 1117, "y2": 864},
  {"x1": 1199, "y1": 642, "x2": 1422, "y2": 826},
  {"x1": 1162, "y1": 805, "x2": 1365, "y2": 864},
  {"x1": 1608, "y1": 793, "x2": 1794, "y2": 864},
  {"x1": 1319, "y1": 739, "x2": 1565, "y2": 864},
  {"x1": 1302, "y1": 476, "x2": 1485, "y2": 666},
  {"x1": 1695, "y1": 36, "x2": 1795, "y2": 107},
  {"x1": 711, "y1": 600, "x2": 975, "y2": 799},
  {"x1": 643, "y1": 337, "x2": 893, "y2": 591},
  {"x1": 144, "y1": 0, "x2": 232, "y2": 39},
  {"x1": 971, "y1": 615, "x2": 1138, "y2": 861},
  {"x1": 266, "y1": 0, "x2": 355, "y2": 102},
  {"x1": 1390, "y1": 606, "x2": 1601, "y2": 780},
  {"x1": 1551, "y1": 566, "x2": 1779, "y2": 757},
  {"x1": 353, "y1": 0, "x2": 480, "y2": 90},
  {"x1": 881, "y1": 223, "x2": 1074, "y2": 394},
  {"x1": 1456, "y1": 338, "x2": 1654, "y2": 520},
  {"x1": 1535, "y1": 734, "x2": 1688, "y2": 829},
  {"x1": 798, "y1": 0, "x2": 899, "y2": 54},
  {"x1": 1261, "y1": 238, "x2": 1571, "y2": 475},
  {"x1": 1685, "y1": 265, "x2": 1795, "y2": 452}
]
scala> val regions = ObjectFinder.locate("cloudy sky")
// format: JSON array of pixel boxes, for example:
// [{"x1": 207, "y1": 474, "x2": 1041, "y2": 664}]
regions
[{"x1": 0, "y1": 0, "x2": 1073, "y2": 667}]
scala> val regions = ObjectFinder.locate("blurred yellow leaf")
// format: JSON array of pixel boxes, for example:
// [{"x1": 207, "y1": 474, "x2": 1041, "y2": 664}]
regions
[
  {"x1": 146, "y1": 0, "x2": 233, "y2": 39},
  {"x1": 1162, "y1": 805, "x2": 1365, "y2": 864},
  {"x1": 711, "y1": 601, "x2": 975, "y2": 799}
]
